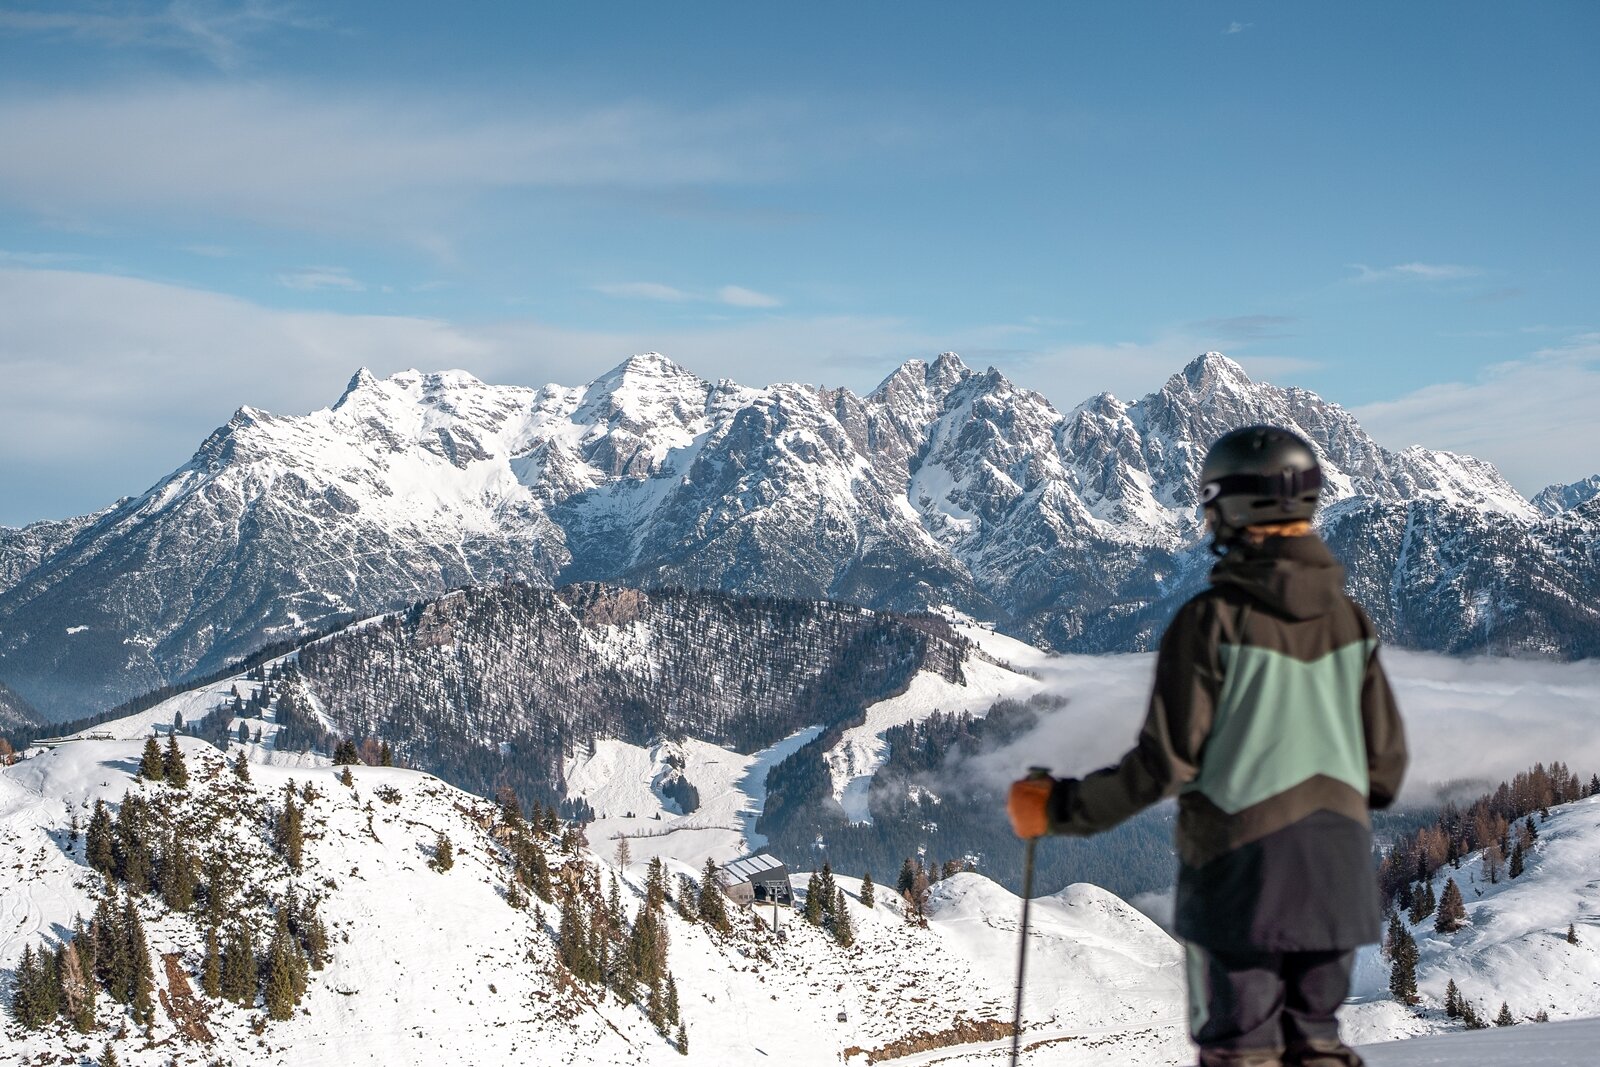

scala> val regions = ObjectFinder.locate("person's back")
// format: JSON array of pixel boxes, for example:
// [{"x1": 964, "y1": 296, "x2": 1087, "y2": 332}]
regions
[{"x1": 1008, "y1": 425, "x2": 1407, "y2": 1067}]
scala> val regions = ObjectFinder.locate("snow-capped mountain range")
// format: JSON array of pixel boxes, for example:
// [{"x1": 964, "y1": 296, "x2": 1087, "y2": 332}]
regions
[{"x1": 4, "y1": 351, "x2": 1599, "y2": 720}]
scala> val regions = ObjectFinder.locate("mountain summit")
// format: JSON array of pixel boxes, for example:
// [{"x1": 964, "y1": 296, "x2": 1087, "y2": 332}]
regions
[{"x1": 2, "y1": 353, "x2": 1596, "y2": 718}]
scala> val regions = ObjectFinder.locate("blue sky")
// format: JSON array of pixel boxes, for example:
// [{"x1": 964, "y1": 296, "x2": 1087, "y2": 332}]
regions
[{"x1": 1, "y1": 1, "x2": 1597, "y2": 525}]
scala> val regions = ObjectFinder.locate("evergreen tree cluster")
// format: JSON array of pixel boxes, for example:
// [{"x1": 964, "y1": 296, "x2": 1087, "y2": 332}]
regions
[
  {"x1": 551, "y1": 846, "x2": 688, "y2": 1046},
  {"x1": 1377, "y1": 760, "x2": 1593, "y2": 905},
  {"x1": 801, "y1": 864, "x2": 855, "y2": 947},
  {"x1": 136, "y1": 733, "x2": 189, "y2": 787},
  {"x1": 41, "y1": 754, "x2": 332, "y2": 1037},
  {"x1": 11, "y1": 889, "x2": 163, "y2": 1034}
]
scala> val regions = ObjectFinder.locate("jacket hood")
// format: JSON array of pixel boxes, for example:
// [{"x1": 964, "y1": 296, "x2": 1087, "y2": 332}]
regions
[{"x1": 1209, "y1": 533, "x2": 1346, "y2": 621}]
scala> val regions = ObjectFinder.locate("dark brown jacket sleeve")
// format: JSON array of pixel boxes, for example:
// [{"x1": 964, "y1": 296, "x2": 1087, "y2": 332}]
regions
[
  {"x1": 1048, "y1": 598, "x2": 1222, "y2": 835},
  {"x1": 1361, "y1": 645, "x2": 1407, "y2": 809}
]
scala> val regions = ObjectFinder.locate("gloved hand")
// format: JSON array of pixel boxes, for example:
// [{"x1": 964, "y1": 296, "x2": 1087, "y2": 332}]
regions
[{"x1": 1007, "y1": 774, "x2": 1054, "y2": 839}]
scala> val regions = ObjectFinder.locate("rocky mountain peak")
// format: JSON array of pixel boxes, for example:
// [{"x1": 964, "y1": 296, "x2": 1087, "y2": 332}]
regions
[
  {"x1": 1533, "y1": 474, "x2": 1600, "y2": 516},
  {"x1": 1177, "y1": 350, "x2": 1254, "y2": 396}
]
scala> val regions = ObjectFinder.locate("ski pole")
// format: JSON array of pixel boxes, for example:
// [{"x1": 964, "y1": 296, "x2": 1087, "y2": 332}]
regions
[{"x1": 1009, "y1": 766, "x2": 1051, "y2": 1067}]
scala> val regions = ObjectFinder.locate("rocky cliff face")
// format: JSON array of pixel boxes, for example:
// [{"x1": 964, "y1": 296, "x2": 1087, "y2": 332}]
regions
[{"x1": 2, "y1": 351, "x2": 1595, "y2": 719}]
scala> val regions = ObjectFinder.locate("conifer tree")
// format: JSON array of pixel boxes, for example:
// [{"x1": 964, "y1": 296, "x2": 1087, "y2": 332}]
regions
[
  {"x1": 1495, "y1": 1001, "x2": 1515, "y2": 1027},
  {"x1": 675, "y1": 1021, "x2": 688, "y2": 1055},
  {"x1": 339, "y1": 766, "x2": 354, "y2": 788},
  {"x1": 1408, "y1": 882, "x2": 1432, "y2": 924},
  {"x1": 1435, "y1": 879, "x2": 1467, "y2": 934},
  {"x1": 332, "y1": 739, "x2": 360, "y2": 766},
  {"x1": 860, "y1": 872, "x2": 875, "y2": 909},
  {"x1": 645, "y1": 857, "x2": 668, "y2": 913},
  {"x1": 665, "y1": 973, "x2": 680, "y2": 1026},
  {"x1": 676, "y1": 874, "x2": 698, "y2": 922},
  {"x1": 232, "y1": 750, "x2": 251, "y2": 782},
  {"x1": 62, "y1": 935, "x2": 96, "y2": 1033},
  {"x1": 1568, "y1": 923, "x2": 1579, "y2": 945},
  {"x1": 1388, "y1": 925, "x2": 1418, "y2": 1004},
  {"x1": 1526, "y1": 815, "x2": 1538, "y2": 841},
  {"x1": 221, "y1": 923, "x2": 257, "y2": 1006},
  {"x1": 697, "y1": 858, "x2": 729, "y2": 932},
  {"x1": 12, "y1": 943, "x2": 46, "y2": 1028},
  {"x1": 496, "y1": 785, "x2": 523, "y2": 828},
  {"x1": 164, "y1": 733, "x2": 188, "y2": 788},
  {"x1": 124, "y1": 896, "x2": 155, "y2": 1029},
  {"x1": 897, "y1": 858, "x2": 916, "y2": 896},
  {"x1": 380, "y1": 741, "x2": 393, "y2": 767},
  {"x1": 1444, "y1": 978, "x2": 1460, "y2": 1019},
  {"x1": 264, "y1": 912, "x2": 299, "y2": 1021},
  {"x1": 832, "y1": 888, "x2": 855, "y2": 948},
  {"x1": 139, "y1": 736, "x2": 165, "y2": 782},
  {"x1": 86, "y1": 800, "x2": 114, "y2": 875},
  {"x1": 1510, "y1": 840, "x2": 1525, "y2": 879},
  {"x1": 98, "y1": 1042, "x2": 119, "y2": 1067},
  {"x1": 161, "y1": 829, "x2": 198, "y2": 912},
  {"x1": 615, "y1": 835, "x2": 632, "y2": 868},
  {"x1": 201, "y1": 927, "x2": 222, "y2": 999},
  {"x1": 238, "y1": 722, "x2": 250, "y2": 745},
  {"x1": 1590, "y1": 773, "x2": 1599, "y2": 797},
  {"x1": 558, "y1": 896, "x2": 591, "y2": 981},
  {"x1": 202, "y1": 855, "x2": 232, "y2": 931},
  {"x1": 114, "y1": 796, "x2": 152, "y2": 893},
  {"x1": 92, "y1": 894, "x2": 122, "y2": 996},
  {"x1": 804, "y1": 872, "x2": 823, "y2": 926},
  {"x1": 431, "y1": 832, "x2": 454, "y2": 872}
]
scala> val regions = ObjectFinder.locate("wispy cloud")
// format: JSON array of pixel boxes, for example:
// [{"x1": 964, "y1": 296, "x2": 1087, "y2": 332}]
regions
[
  {"x1": 0, "y1": 84, "x2": 924, "y2": 252},
  {"x1": 1349, "y1": 262, "x2": 1483, "y2": 283},
  {"x1": 1355, "y1": 332, "x2": 1600, "y2": 494},
  {"x1": 277, "y1": 266, "x2": 363, "y2": 292},
  {"x1": 0, "y1": 249, "x2": 82, "y2": 265},
  {"x1": 1189, "y1": 314, "x2": 1297, "y2": 341},
  {"x1": 715, "y1": 284, "x2": 781, "y2": 308},
  {"x1": 596, "y1": 281, "x2": 782, "y2": 309},
  {"x1": 1224, "y1": 21, "x2": 1252, "y2": 35},
  {"x1": 0, "y1": 1, "x2": 316, "y2": 70},
  {"x1": 1469, "y1": 286, "x2": 1523, "y2": 305},
  {"x1": 179, "y1": 243, "x2": 233, "y2": 258},
  {"x1": 594, "y1": 282, "x2": 694, "y2": 303}
]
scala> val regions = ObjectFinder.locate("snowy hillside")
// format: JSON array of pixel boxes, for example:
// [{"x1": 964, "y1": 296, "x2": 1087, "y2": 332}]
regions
[
  {"x1": 7, "y1": 351, "x2": 1600, "y2": 719},
  {"x1": 2, "y1": 730, "x2": 1195, "y2": 1067},
  {"x1": 1344, "y1": 794, "x2": 1600, "y2": 1046}
]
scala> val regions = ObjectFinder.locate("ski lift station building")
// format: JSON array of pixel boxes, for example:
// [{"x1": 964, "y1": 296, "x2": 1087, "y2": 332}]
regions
[{"x1": 718, "y1": 853, "x2": 792, "y2": 907}]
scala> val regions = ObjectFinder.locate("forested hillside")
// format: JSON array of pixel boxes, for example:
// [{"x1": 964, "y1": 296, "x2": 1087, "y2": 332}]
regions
[{"x1": 239, "y1": 583, "x2": 970, "y2": 809}]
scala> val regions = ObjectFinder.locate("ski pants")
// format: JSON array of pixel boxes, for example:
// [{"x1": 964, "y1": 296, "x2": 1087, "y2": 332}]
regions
[{"x1": 1186, "y1": 945, "x2": 1363, "y2": 1067}]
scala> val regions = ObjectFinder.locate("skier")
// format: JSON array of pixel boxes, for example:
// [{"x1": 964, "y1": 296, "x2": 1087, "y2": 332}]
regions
[{"x1": 1007, "y1": 425, "x2": 1407, "y2": 1067}]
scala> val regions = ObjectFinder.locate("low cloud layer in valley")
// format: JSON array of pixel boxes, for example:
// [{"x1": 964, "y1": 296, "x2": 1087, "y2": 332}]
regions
[{"x1": 980, "y1": 649, "x2": 1600, "y2": 803}]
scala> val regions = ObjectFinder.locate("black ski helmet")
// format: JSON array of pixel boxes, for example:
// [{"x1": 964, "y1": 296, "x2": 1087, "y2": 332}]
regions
[{"x1": 1199, "y1": 425, "x2": 1323, "y2": 546}]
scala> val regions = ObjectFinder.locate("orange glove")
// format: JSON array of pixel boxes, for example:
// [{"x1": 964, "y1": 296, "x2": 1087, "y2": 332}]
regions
[{"x1": 1007, "y1": 775, "x2": 1054, "y2": 839}]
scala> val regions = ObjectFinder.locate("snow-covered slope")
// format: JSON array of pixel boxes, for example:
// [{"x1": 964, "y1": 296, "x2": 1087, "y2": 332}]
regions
[
  {"x1": 2, "y1": 730, "x2": 1192, "y2": 1067},
  {"x1": 1358, "y1": 1016, "x2": 1600, "y2": 1066},
  {"x1": 1345, "y1": 794, "x2": 1600, "y2": 1045},
  {"x1": 5, "y1": 350, "x2": 1599, "y2": 721}
]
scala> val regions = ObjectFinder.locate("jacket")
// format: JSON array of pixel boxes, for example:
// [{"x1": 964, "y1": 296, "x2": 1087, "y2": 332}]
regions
[{"x1": 1047, "y1": 533, "x2": 1407, "y2": 951}]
